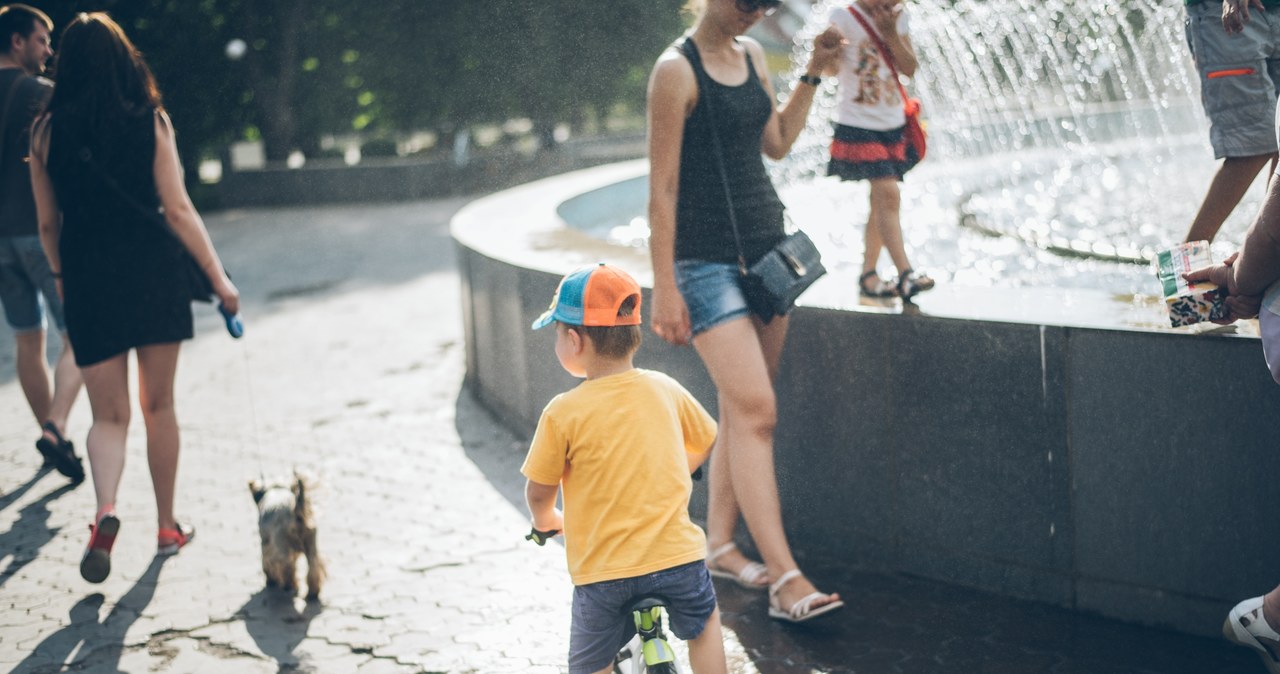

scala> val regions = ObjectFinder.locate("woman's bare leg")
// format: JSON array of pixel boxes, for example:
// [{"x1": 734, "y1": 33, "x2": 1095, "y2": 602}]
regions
[
  {"x1": 137, "y1": 342, "x2": 181, "y2": 530},
  {"x1": 80, "y1": 353, "x2": 131, "y2": 513},
  {"x1": 694, "y1": 315, "x2": 838, "y2": 611}
]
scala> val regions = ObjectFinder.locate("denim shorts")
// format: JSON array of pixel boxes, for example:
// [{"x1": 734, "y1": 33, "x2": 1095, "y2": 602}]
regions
[
  {"x1": 675, "y1": 259, "x2": 754, "y2": 337},
  {"x1": 0, "y1": 236, "x2": 64, "y2": 332},
  {"x1": 1185, "y1": 1, "x2": 1280, "y2": 158},
  {"x1": 568, "y1": 560, "x2": 717, "y2": 674}
]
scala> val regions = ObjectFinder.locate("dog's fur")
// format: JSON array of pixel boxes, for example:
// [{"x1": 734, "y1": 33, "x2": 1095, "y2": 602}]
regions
[{"x1": 249, "y1": 472, "x2": 325, "y2": 600}]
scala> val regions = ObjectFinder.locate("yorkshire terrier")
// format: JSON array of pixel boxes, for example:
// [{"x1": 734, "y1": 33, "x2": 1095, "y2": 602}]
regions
[{"x1": 249, "y1": 472, "x2": 325, "y2": 600}]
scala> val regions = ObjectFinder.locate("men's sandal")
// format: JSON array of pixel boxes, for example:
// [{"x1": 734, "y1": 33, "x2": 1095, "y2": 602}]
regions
[
  {"x1": 767, "y1": 569, "x2": 843, "y2": 623},
  {"x1": 157, "y1": 522, "x2": 195, "y2": 555},
  {"x1": 706, "y1": 542, "x2": 768, "y2": 590},
  {"x1": 1224, "y1": 596, "x2": 1280, "y2": 674},
  {"x1": 80, "y1": 508, "x2": 120, "y2": 584},
  {"x1": 35, "y1": 421, "x2": 84, "y2": 483},
  {"x1": 859, "y1": 270, "x2": 897, "y2": 299}
]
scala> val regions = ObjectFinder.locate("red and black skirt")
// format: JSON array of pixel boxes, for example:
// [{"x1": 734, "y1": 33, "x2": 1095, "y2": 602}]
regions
[{"x1": 827, "y1": 123, "x2": 918, "y2": 182}]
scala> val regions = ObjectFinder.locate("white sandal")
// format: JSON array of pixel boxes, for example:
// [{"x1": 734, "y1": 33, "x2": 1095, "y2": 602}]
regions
[
  {"x1": 767, "y1": 569, "x2": 844, "y2": 623},
  {"x1": 705, "y1": 542, "x2": 768, "y2": 590}
]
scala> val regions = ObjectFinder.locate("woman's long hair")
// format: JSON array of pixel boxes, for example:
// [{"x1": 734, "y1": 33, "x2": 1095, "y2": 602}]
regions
[{"x1": 43, "y1": 12, "x2": 162, "y2": 134}]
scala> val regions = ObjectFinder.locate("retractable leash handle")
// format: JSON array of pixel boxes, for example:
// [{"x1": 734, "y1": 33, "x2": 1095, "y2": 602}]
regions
[{"x1": 218, "y1": 303, "x2": 244, "y2": 339}]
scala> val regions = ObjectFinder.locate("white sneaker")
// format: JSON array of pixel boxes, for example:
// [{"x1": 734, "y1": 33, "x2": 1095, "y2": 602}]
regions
[{"x1": 1224, "y1": 596, "x2": 1280, "y2": 674}]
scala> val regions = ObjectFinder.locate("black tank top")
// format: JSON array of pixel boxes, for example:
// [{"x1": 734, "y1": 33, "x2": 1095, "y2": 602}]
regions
[{"x1": 675, "y1": 38, "x2": 785, "y2": 265}]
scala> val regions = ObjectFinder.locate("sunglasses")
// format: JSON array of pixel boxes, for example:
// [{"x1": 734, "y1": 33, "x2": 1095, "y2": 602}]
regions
[{"x1": 735, "y1": 0, "x2": 782, "y2": 16}]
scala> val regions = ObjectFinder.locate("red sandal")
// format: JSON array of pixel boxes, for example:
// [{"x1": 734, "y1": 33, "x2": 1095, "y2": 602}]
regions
[
  {"x1": 80, "y1": 507, "x2": 119, "y2": 584},
  {"x1": 157, "y1": 522, "x2": 195, "y2": 555}
]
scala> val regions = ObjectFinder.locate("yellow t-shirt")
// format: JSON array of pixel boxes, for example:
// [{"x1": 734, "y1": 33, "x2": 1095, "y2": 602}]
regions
[{"x1": 521, "y1": 368, "x2": 717, "y2": 585}]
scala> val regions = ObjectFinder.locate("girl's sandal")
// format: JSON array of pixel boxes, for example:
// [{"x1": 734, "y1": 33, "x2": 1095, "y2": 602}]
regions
[
  {"x1": 859, "y1": 270, "x2": 897, "y2": 298},
  {"x1": 706, "y1": 542, "x2": 769, "y2": 590},
  {"x1": 896, "y1": 268, "x2": 935, "y2": 301},
  {"x1": 767, "y1": 569, "x2": 844, "y2": 623}
]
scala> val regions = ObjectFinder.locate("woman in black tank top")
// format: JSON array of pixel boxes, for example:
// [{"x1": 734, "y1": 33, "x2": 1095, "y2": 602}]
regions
[{"x1": 647, "y1": 0, "x2": 846, "y2": 625}]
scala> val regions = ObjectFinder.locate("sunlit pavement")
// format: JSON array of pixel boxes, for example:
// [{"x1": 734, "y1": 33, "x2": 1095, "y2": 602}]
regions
[{"x1": 0, "y1": 197, "x2": 1262, "y2": 673}]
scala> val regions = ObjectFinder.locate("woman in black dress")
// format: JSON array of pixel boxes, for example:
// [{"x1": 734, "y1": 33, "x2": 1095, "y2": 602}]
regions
[{"x1": 31, "y1": 12, "x2": 238, "y2": 583}]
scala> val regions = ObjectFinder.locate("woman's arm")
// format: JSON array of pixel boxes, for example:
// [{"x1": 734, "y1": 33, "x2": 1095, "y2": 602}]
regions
[
  {"x1": 29, "y1": 115, "x2": 62, "y2": 280},
  {"x1": 760, "y1": 28, "x2": 844, "y2": 160},
  {"x1": 647, "y1": 50, "x2": 696, "y2": 346},
  {"x1": 152, "y1": 110, "x2": 239, "y2": 314}
]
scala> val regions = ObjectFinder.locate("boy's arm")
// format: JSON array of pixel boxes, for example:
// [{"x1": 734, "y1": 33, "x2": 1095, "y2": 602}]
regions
[
  {"x1": 686, "y1": 436, "x2": 715, "y2": 474},
  {"x1": 525, "y1": 479, "x2": 563, "y2": 533}
]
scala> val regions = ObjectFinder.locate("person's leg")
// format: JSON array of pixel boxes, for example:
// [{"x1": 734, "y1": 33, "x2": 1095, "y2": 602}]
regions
[
  {"x1": 80, "y1": 353, "x2": 131, "y2": 512},
  {"x1": 862, "y1": 195, "x2": 885, "y2": 276},
  {"x1": 1185, "y1": 153, "x2": 1276, "y2": 243},
  {"x1": 692, "y1": 317, "x2": 838, "y2": 613},
  {"x1": 46, "y1": 332, "x2": 82, "y2": 434},
  {"x1": 14, "y1": 328, "x2": 52, "y2": 425},
  {"x1": 869, "y1": 177, "x2": 911, "y2": 274},
  {"x1": 1266, "y1": 585, "x2": 1280, "y2": 629},
  {"x1": 685, "y1": 607, "x2": 727, "y2": 674},
  {"x1": 136, "y1": 342, "x2": 182, "y2": 531}
]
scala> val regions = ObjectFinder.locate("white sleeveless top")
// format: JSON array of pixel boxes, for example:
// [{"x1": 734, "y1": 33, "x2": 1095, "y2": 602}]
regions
[{"x1": 828, "y1": 3, "x2": 911, "y2": 131}]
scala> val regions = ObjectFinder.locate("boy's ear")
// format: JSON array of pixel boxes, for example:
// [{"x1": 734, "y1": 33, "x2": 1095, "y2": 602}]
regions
[{"x1": 565, "y1": 326, "x2": 586, "y2": 353}]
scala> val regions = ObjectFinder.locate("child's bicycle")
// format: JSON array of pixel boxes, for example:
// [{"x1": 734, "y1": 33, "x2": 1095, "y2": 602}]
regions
[{"x1": 527, "y1": 527, "x2": 684, "y2": 674}]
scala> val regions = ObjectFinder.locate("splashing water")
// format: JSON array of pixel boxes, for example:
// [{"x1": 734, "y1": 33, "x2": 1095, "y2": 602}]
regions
[
  {"x1": 582, "y1": 1, "x2": 1262, "y2": 295},
  {"x1": 773, "y1": 0, "x2": 1261, "y2": 292}
]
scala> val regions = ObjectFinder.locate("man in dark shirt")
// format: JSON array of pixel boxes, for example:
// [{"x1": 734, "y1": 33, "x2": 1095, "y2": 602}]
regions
[{"x1": 0, "y1": 4, "x2": 83, "y2": 482}]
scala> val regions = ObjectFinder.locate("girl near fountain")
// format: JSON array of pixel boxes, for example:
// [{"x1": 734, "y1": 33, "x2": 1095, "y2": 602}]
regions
[
  {"x1": 825, "y1": 0, "x2": 933, "y2": 300},
  {"x1": 647, "y1": 0, "x2": 844, "y2": 622},
  {"x1": 30, "y1": 13, "x2": 239, "y2": 582}
]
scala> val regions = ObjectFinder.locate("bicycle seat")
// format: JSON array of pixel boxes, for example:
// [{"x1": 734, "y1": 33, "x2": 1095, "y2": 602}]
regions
[{"x1": 624, "y1": 594, "x2": 669, "y2": 614}]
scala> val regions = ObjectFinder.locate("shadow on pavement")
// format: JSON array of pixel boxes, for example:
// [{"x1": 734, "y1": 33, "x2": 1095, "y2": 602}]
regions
[
  {"x1": 455, "y1": 386, "x2": 529, "y2": 517},
  {"x1": 238, "y1": 588, "x2": 323, "y2": 670},
  {"x1": 0, "y1": 478, "x2": 77, "y2": 591},
  {"x1": 11, "y1": 555, "x2": 168, "y2": 674},
  {"x1": 0, "y1": 467, "x2": 66, "y2": 513}
]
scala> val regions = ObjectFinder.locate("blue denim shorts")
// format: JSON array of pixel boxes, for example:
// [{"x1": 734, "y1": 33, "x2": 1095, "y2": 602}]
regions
[
  {"x1": 0, "y1": 236, "x2": 65, "y2": 332},
  {"x1": 675, "y1": 259, "x2": 753, "y2": 337},
  {"x1": 568, "y1": 560, "x2": 717, "y2": 674}
]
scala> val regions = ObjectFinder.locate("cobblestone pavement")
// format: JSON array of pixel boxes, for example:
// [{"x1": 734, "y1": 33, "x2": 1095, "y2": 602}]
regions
[{"x1": 0, "y1": 197, "x2": 1264, "y2": 673}]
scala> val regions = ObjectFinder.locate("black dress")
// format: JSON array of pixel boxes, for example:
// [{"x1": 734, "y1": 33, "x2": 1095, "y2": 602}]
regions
[{"x1": 46, "y1": 109, "x2": 194, "y2": 367}]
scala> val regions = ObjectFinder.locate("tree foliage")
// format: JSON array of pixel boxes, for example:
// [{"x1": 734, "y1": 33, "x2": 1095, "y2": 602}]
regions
[{"x1": 30, "y1": 0, "x2": 685, "y2": 164}]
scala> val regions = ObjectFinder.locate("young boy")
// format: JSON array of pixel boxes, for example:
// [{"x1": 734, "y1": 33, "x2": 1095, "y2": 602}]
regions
[{"x1": 522, "y1": 263, "x2": 727, "y2": 674}]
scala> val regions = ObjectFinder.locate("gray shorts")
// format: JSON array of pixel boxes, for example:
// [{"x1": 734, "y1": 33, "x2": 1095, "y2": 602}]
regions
[
  {"x1": 1186, "y1": 1, "x2": 1280, "y2": 158},
  {"x1": 0, "y1": 235, "x2": 65, "y2": 333},
  {"x1": 568, "y1": 561, "x2": 717, "y2": 674}
]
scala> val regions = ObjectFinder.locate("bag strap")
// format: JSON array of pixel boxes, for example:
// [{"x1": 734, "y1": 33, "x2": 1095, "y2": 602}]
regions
[
  {"x1": 847, "y1": 5, "x2": 911, "y2": 112},
  {"x1": 77, "y1": 144, "x2": 170, "y2": 230},
  {"x1": 679, "y1": 37, "x2": 751, "y2": 276},
  {"x1": 0, "y1": 70, "x2": 29, "y2": 183}
]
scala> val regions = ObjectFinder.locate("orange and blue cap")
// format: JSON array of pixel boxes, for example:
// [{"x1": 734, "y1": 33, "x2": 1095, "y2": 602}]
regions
[{"x1": 532, "y1": 263, "x2": 643, "y2": 330}]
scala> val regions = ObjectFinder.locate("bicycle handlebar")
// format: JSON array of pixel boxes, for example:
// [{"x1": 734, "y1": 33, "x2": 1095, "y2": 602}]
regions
[{"x1": 526, "y1": 527, "x2": 560, "y2": 546}]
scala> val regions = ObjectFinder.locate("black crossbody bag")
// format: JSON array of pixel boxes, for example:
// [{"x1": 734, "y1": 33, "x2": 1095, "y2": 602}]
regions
[{"x1": 680, "y1": 37, "x2": 825, "y2": 322}]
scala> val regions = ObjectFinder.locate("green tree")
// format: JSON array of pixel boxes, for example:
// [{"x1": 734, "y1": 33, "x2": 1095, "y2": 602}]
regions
[{"x1": 32, "y1": 0, "x2": 687, "y2": 165}]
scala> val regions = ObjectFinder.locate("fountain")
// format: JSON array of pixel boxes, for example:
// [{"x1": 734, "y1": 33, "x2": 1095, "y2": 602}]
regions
[{"x1": 452, "y1": 0, "x2": 1280, "y2": 637}]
